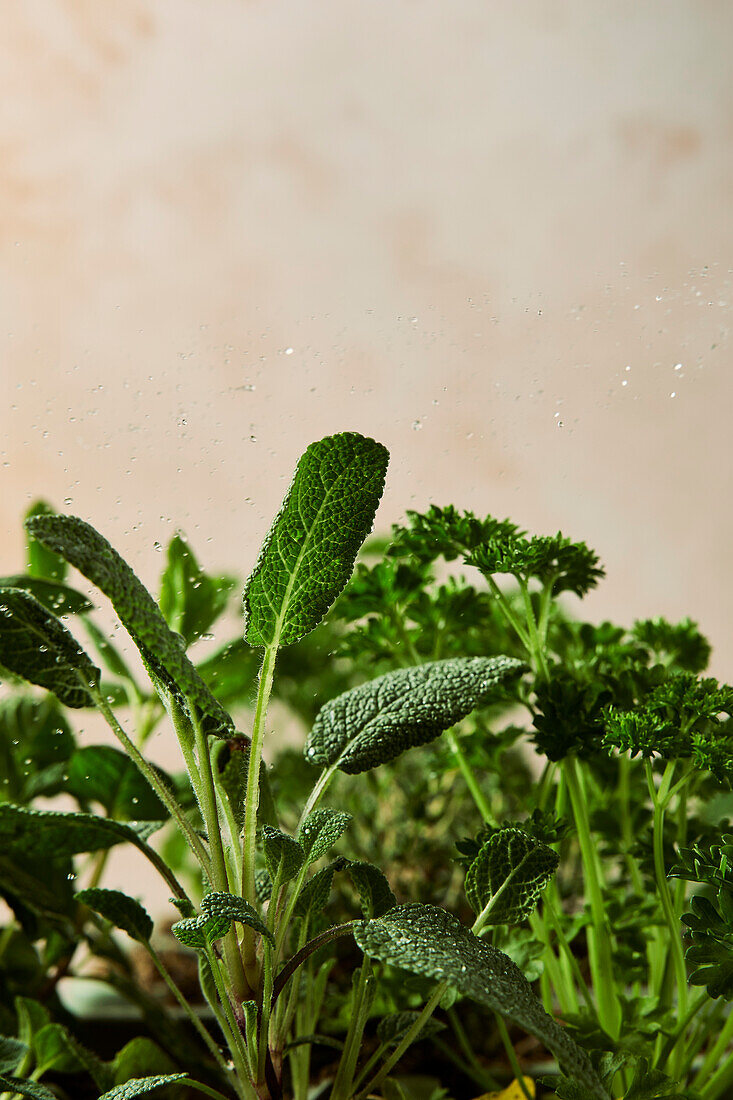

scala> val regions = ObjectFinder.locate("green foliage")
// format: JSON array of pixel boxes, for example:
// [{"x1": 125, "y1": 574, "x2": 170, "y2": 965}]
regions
[
  {"x1": 262, "y1": 825, "x2": 305, "y2": 884},
  {"x1": 0, "y1": 1036, "x2": 26, "y2": 1073},
  {"x1": 0, "y1": 695, "x2": 74, "y2": 804},
  {"x1": 298, "y1": 808, "x2": 352, "y2": 866},
  {"x1": 75, "y1": 887, "x2": 154, "y2": 944},
  {"x1": 24, "y1": 513, "x2": 234, "y2": 738},
  {"x1": 97, "y1": 1075, "x2": 190, "y2": 1099},
  {"x1": 670, "y1": 834, "x2": 733, "y2": 999},
  {"x1": 172, "y1": 891, "x2": 274, "y2": 950},
  {"x1": 159, "y1": 533, "x2": 235, "y2": 646},
  {"x1": 66, "y1": 745, "x2": 169, "y2": 819},
  {"x1": 24, "y1": 501, "x2": 67, "y2": 581},
  {"x1": 0, "y1": 574, "x2": 93, "y2": 616},
  {"x1": 463, "y1": 826, "x2": 560, "y2": 924},
  {"x1": 243, "y1": 431, "x2": 389, "y2": 647},
  {"x1": 344, "y1": 860, "x2": 397, "y2": 918},
  {"x1": 0, "y1": 803, "x2": 161, "y2": 859},
  {"x1": 0, "y1": 1075, "x2": 57, "y2": 1099},
  {"x1": 0, "y1": 587, "x2": 100, "y2": 707},
  {"x1": 304, "y1": 655, "x2": 525, "y2": 774},
  {"x1": 354, "y1": 904, "x2": 609, "y2": 1099}
]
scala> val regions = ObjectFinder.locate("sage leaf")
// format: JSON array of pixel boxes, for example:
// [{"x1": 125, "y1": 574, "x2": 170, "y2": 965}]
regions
[
  {"x1": 15, "y1": 998, "x2": 50, "y2": 1047},
  {"x1": 0, "y1": 588, "x2": 100, "y2": 708},
  {"x1": 0, "y1": 1076, "x2": 57, "y2": 1100},
  {"x1": 172, "y1": 892, "x2": 274, "y2": 949},
  {"x1": 243, "y1": 432, "x2": 389, "y2": 647},
  {"x1": 0, "y1": 575, "x2": 92, "y2": 615},
  {"x1": 465, "y1": 827, "x2": 560, "y2": 924},
  {"x1": 0, "y1": 854, "x2": 76, "y2": 923},
  {"x1": 110, "y1": 1039, "x2": 177, "y2": 1087},
  {"x1": 97, "y1": 1075, "x2": 189, "y2": 1099},
  {"x1": 376, "y1": 1012, "x2": 445, "y2": 1046},
  {"x1": 0, "y1": 696, "x2": 74, "y2": 804},
  {"x1": 305, "y1": 655, "x2": 526, "y2": 774},
  {"x1": 0, "y1": 1037, "x2": 27, "y2": 1074},
  {"x1": 24, "y1": 514, "x2": 234, "y2": 738},
  {"x1": 293, "y1": 861, "x2": 342, "y2": 920},
  {"x1": 34, "y1": 1023, "x2": 85, "y2": 1075},
  {"x1": 0, "y1": 803, "x2": 162, "y2": 860},
  {"x1": 345, "y1": 861, "x2": 396, "y2": 918},
  {"x1": 298, "y1": 808, "x2": 352, "y2": 866},
  {"x1": 354, "y1": 904, "x2": 610, "y2": 1100},
  {"x1": 75, "y1": 887, "x2": 153, "y2": 944},
  {"x1": 262, "y1": 825, "x2": 305, "y2": 884}
]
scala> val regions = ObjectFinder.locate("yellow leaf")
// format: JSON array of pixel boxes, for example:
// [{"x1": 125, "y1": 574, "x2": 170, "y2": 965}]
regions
[{"x1": 472, "y1": 1078, "x2": 536, "y2": 1100}]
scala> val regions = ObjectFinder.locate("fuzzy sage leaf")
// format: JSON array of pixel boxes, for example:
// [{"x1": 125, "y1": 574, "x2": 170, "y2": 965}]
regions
[
  {"x1": 0, "y1": 804, "x2": 161, "y2": 859},
  {"x1": 353, "y1": 904, "x2": 610, "y2": 1100},
  {"x1": 24, "y1": 514, "x2": 234, "y2": 738},
  {"x1": 298, "y1": 808, "x2": 352, "y2": 866},
  {"x1": 243, "y1": 432, "x2": 389, "y2": 648},
  {"x1": 0, "y1": 587, "x2": 100, "y2": 708},
  {"x1": 172, "y1": 891, "x2": 274, "y2": 949},
  {"x1": 305, "y1": 655, "x2": 526, "y2": 774},
  {"x1": 465, "y1": 826, "x2": 560, "y2": 924},
  {"x1": 0, "y1": 1076, "x2": 57, "y2": 1100},
  {"x1": 262, "y1": 825, "x2": 305, "y2": 884},
  {"x1": 75, "y1": 887, "x2": 153, "y2": 944}
]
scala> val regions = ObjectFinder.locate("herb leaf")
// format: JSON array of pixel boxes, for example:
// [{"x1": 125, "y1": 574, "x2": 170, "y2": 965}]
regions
[
  {"x1": 97, "y1": 1075, "x2": 189, "y2": 1099},
  {"x1": 298, "y1": 808, "x2": 352, "y2": 866},
  {"x1": 243, "y1": 432, "x2": 389, "y2": 648},
  {"x1": 344, "y1": 861, "x2": 397, "y2": 918},
  {"x1": 262, "y1": 825, "x2": 305, "y2": 884},
  {"x1": 172, "y1": 891, "x2": 274, "y2": 950},
  {"x1": 24, "y1": 513, "x2": 234, "y2": 738},
  {"x1": 0, "y1": 1076, "x2": 57, "y2": 1100},
  {"x1": 0, "y1": 803, "x2": 161, "y2": 859},
  {"x1": 464, "y1": 827, "x2": 560, "y2": 924},
  {"x1": 354, "y1": 904, "x2": 609, "y2": 1100},
  {"x1": 304, "y1": 656, "x2": 525, "y2": 774},
  {"x1": 159, "y1": 534, "x2": 234, "y2": 646},
  {"x1": 0, "y1": 588, "x2": 100, "y2": 708},
  {"x1": 75, "y1": 887, "x2": 153, "y2": 944}
]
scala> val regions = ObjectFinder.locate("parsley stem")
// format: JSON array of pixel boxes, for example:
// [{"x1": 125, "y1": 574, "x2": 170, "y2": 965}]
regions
[
  {"x1": 446, "y1": 728, "x2": 495, "y2": 825},
  {"x1": 655, "y1": 988, "x2": 708, "y2": 1070},
  {"x1": 693, "y1": 1006, "x2": 733, "y2": 1092},
  {"x1": 485, "y1": 576, "x2": 531, "y2": 651},
  {"x1": 89, "y1": 681, "x2": 212, "y2": 883},
  {"x1": 644, "y1": 759, "x2": 688, "y2": 1041},
  {"x1": 563, "y1": 755, "x2": 621, "y2": 1039}
]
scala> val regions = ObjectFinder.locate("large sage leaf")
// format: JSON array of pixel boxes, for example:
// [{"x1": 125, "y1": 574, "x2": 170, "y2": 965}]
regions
[
  {"x1": 354, "y1": 904, "x2": 610, "y2": 1100},
  {"x1": 0, "y1": 1076, "x2": 56, "y2": 1099},
  {"x1": 243, "y1": 432, "x2": 389, "y2": 647},
  {"x1": 0, "y1": 588, "x2": 100, "y2": 708},
  {"x1": 97, "y1": 1075, "x2": 189, "y2": 1099},
  {"x1": 66, "y1": 745, "x2": 169, "y2": 821},
  {"x1": 305, "y1": 655, "x2": 525, "y2": 774},
  {"x1": 24, "y1": 514, "x2": 234, "y2": 738},
  {"x1": 172, "y1": 891, "x2": 274, "y2": 950},
  {"x1": 0, "y1": 696, "x2": 74, "y2": 804},
  {"x1": 75, "y1": 888, "x2": 153, "y2": 944},
  {"x1": 0, "y1": 575, "x2": 92, "y2": 615},
  {"x1": 0, "y1": 803, "x2": 161, "y2": 860},
  {"x1": 465, "y1": 827, "x2": 560, "y2": 924}
]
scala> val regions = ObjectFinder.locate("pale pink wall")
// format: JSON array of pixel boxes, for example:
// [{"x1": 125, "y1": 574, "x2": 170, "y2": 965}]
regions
[{"x1": 1, "y1": 1, "x2": 732, "y2": 912}]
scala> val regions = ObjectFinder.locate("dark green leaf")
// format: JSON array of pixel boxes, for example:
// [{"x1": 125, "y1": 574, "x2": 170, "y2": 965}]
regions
[
  {"x1": 0, "y1": 695, "x2": 74, "y2": 803},
  {"x1": 172, "y1": 892, "x2": 274, "y2": 950},
  {"x1": 0, "y1": 853, "x2": 76, "y2": 923},
  {"x1": 293, "y1": 862, "x2": 342, "y2": 920},
  {"x1": 305, "y1": 656, "x2": 525, "y2": 774},
  {"x1": 34, "y1": 1022, "x2": 85, "y2": 1074},
  {"x1": 345, "y1": 861, "x2": 396, "y2": 918},
  {"x1": 0, "y1": 803, "x2": 162, "y2": 860},
  {"x1": 15, "y1": 998, "x2": 50, "y2": 1047},
  {"x1": 243, "y1": 432, "x2": 389, "y2": 647},
  {"x1": 24, "y1": 514, "x2": 234, "y2": 739},
  {"x1": 83, "y1": 616, "x2": 140, "y2": 686},
  {"x1": 262, "y1": 825, "x2": 305, "y2": 884},
  {"x1": 0, "y1": 575, "x2": 92, "y2": 615},
  {"x1": 66, "y1": 746, "x2": 168, "y2": 820},
  {"x1": 98, "y1": 1075, "x2": 189, "y2": 1099},
  {"x1": 159, "y1": 534, "x2": 234, "y2": 646},
  {"x1": 298, "y1": 809, "x2": 352, "y2": 866},
  {"x1": 0, "y1": 1075, "x2": 57, "y2": 1099},
  {"x1": 354, "y1": 904, "x2": 609, "y2": 1100},
  {"x1": 0, "y1": 588, "x2": 100, "y2": 708},
  {"x1": 464, "y1": 827, "x2": 559, "y2": 924},
  {"x1": 0, "y1": 1037, "x2": 27, "y2": 1073},
  {"x1": 75, "y1": 888, "x2": 153, "y2": 944},
  {"x1": 376, "y1": 1012, "x2": 445, "y2": 1046}
]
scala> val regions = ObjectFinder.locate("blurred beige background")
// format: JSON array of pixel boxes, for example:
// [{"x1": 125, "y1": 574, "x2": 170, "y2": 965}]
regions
[{"x1": 1, "y1": 2, "x2": 732, "y2": 908}]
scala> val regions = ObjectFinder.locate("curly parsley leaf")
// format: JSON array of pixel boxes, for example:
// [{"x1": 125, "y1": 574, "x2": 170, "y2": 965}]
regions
[
  {"x1": 0, "y1": 588, "x2": 100, "y2": 708},
  {"x1": 354, "y1": 904, "x2": 609, "y2": 1099},
  {"x1": 305, "y1": 655, "x2": 526, "y2": 774},
  {"x1": 670, "y1": 834, "x2": 733, "y2": 999},
  {"x1": 464, "y1": 826, "x2": 560, "y2": 924},
  {"x1": 466, "y1": 528, "x2": 605, "y2": 598},
  {"x1": 243, "y1": 432, "x2": 389, "y2": 648}
]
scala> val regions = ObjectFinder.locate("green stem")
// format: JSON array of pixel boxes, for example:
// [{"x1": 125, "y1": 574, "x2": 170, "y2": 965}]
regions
[
  {"x1": 485, "y1": 575, "x2": 531, "y2": 651},
  {"x1": 701, "y1": 1047, "x2": 733, "y2": 1100},
  {"x1": 655, "y1": 988, "x2": 709, "y2": 1071},
  {"x1": 644, "y1": 760, "x2": 688, "y2": 1035},
  {"x1": 330, "y1": 959, "x2": 374, "y2": 1100},
  {"x1": 296, "y1": 763, "x2": 338, "y2": 834},
  {"x1": 354, "y1": 981, "x2": 446, "y2": 1100},
  {"x1": 90, "y1": 682, "x2": 212, "y2": 880},
  {"x1": 241, "y1": 644, "x2": 277, "y2": 983},
  {"x1": 693, "y1": 1007, "x2": 733, "y2": 1091},
  {"x1": 206, "y1": 948, "x2": 254, "y2": 1089},
  {"x1": 446, "y1": 1008, "x2": 499, "y2": 1091},
  {"x1": 494, "y1": 1013, "x2": 533, "y2": 1100},
  {"x1": 563, "y1": 755, "x2": 621, "y2": 1039},
  {"x1": 517, "y1": 578, "x2": 550, "y2": 681},
  {"x1": 147, "y1": 944, "x2": 232, "y2": 1080},
  {"x1": 446, "y1": 728, "x2": 496, "y2": 825}
]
